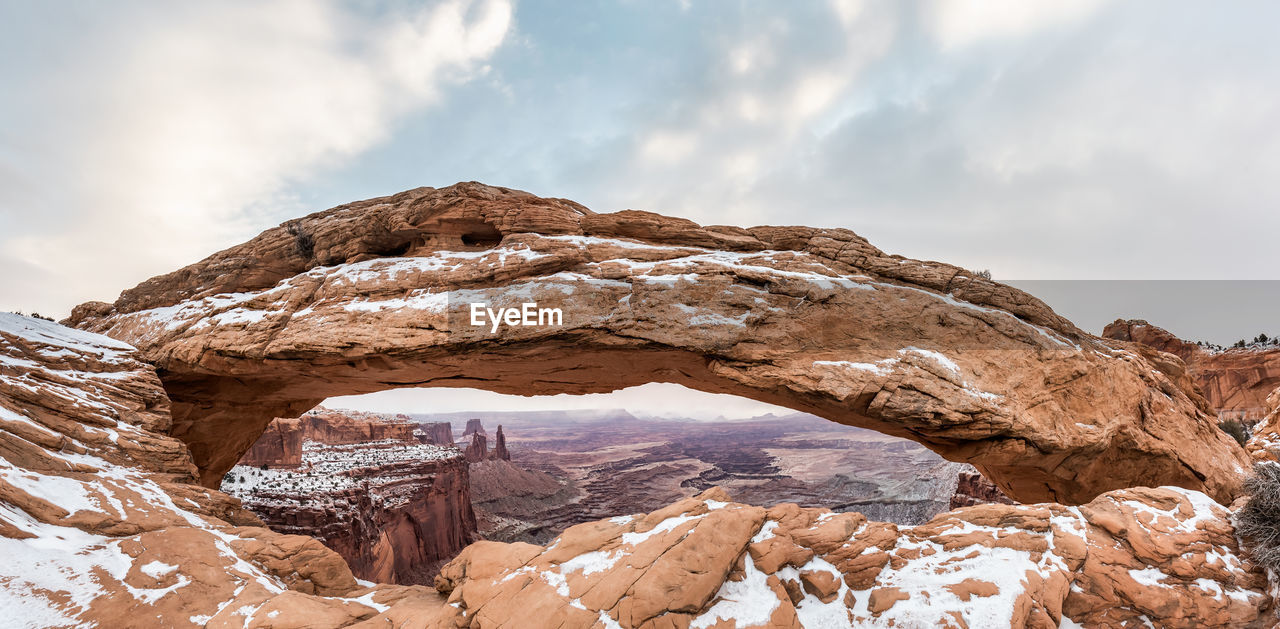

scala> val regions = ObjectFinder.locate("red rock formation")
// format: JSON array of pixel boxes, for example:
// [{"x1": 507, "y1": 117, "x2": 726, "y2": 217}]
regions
[
  {"x1": 238, "y1": 407, "x2": 415, "y2": 468},
  {"x1": 1245, "y1": 387, "x2": 1280, "y2": 463},
  {"x1": 464, "y1": 431, "x2": 488, "y2": 463},
  {"x1": 240, "y1": 416, "x2": 305, "y2": 467},
  {"x1": 415, "y1": 421, "x2": 453, "y2": 445},
  {"x1": 0, "y1": 312, "x2": 447, "y2": 626},
  {"x1": 69, "y1": 183, "x2": 1250, "y2": 505},
  {"x1": 490, "y1": 424, "x2": 510, "y2": 461},
  {"x1": 461, "y1": 418, "x2": 486, "y2": 438},
  {"x1": 950, "y1": 467, "x2": 1016, "y2": 509},
  {"x1": 223, "y1": 441, "x2": 477, "y2": 585},
  {"x1": 292, "y1": 407, "x2": 416, "y2": 445},
  {"x1": 435, "y1": 486, "x2": 1272, "y2": 628},
  {"x1": 1105, "y1": 319, "x2": 1280, "y2": 420},
  {"x1": 3, "y1": 312, "x2": 1276, "y2": 626}
]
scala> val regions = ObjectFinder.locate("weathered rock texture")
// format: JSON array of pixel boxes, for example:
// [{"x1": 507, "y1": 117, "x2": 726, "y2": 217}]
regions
[
  {"x1": 1245, "y1": 387, "x2": 1280, "y2": 463},
  {"x1": 0, "y1": 313, "x2": 447, "y2": 627},
  {"x1": 69, "y1": 183, "x2": 1249, "y2": 504},
  {"x1": 462, "y1": 418, "x2": 486, "y2": 438},
  {"x1": 416, "y1": 421, "x2": 454, "y2": 445},
  {"x1": 223, "y1": 439, "x2": 476, "y2": 585},
  {"x1": 435, "y1": 486, "x2": 1272, "y2": 628},
  {"x1": 492, "y1": 425, "x2": 510, "y2": 461},
  {"x1": 238, "y1": 407, "x2": 415, "y2": 468},
  {"x1": 240, "y1": 416, "x2": 306, "y2": 467},
  {"x1": 1105, "y1": 319, "x2": 1280, "y2": 420},
  {"x1": 3, "y1": 312, "x2": 1275, "y2": 627},
  {"x1": 464, "y1": 431, "x2": 488, "y2": 463},
  {"x1": 950, "y1": 466, "x2": 1016, "y2": 509},
  {"x1": 459, "y1": 420, "x2": 510, "y2": 463}
]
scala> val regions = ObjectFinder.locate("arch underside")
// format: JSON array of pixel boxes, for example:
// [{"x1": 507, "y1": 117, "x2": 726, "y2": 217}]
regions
[
  {"x1": 69, "y1": 183, "x2": 1249, "y2": 505},
  {"x1": 163, "y1": 335, "x2": 1225, "y2": 507}
]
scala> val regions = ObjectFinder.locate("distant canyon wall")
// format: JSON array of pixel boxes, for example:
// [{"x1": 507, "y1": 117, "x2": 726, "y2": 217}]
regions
[
  {"x1": 1105, "y1": 319, "x2": 1280, "y2": 420},
  {"x1": 238, "y1": 407, "x2": 416, "y2": 468},
  {"x1": 225, "y1": 409, "x2": 476, "y2": 584},
  {"x1": 229, "y1": 452, "x2": 476, "y2": 585}
]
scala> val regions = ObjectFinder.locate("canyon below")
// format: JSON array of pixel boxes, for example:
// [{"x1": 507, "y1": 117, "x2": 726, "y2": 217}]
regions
[
  {"x1": 449, "y1": 409, "x2": 975, "y2": 544},
  {"x1": 221, "y1": 406, "x2": 981, "y2": 587},
  {"x1": 5, "y1": 182, "x2": 1280, "y2": 627}
]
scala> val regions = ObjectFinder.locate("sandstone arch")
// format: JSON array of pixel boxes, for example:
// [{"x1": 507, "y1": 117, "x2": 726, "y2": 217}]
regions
[{"x1": 69, "y1": 183, "x2": 1249, "y2": 504}]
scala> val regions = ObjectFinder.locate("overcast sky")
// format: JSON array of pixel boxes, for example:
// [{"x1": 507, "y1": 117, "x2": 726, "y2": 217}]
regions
[{"x1": 3, "y1": 1, "x2": 1279, "y2": 416}]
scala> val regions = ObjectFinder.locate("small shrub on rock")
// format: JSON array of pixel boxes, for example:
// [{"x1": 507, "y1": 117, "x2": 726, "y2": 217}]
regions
[
  {"x1": 1219, "y1": 419, "x2": 1250, "y2": 447},
  {"x1": 1234, "y1": 463, "x2": 1280, "y2": 574}
]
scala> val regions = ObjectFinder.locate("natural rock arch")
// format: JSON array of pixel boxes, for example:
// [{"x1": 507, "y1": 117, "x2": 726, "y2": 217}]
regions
[{"x1": 69, "y1": 183, "x2": 1249, "y2": 504}]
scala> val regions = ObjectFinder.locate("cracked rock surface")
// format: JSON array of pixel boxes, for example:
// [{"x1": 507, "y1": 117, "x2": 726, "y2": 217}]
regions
[{"x1": 70, "y1": 183, "x2": 1248, "y2": 504}]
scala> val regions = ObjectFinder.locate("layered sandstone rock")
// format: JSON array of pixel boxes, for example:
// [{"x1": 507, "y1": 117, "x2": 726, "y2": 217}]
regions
[
  {"x1": 492, "y1": 425, "x2": 510, "y2": 461},
  {"x1": 464, "y1": 431, "x2": 488, "y2": 463},
  {"x1": 416, "y1": 421, "x2": 454, "y2": 445},
  {"x1": 240, "y1": 417, "x2": 305, "y2": 467},
  {"x1": 469, "y1": 458, "x2": 576, "y2": 542},
  {"x1": 223, "y1": 440, "x2": 477, "y2": 585},
  {"x1": 1105, "y1": 319, "x2": 1280, "y2": 420},
  {"x1": 3, "y1": 312, "x2": 1275, "y2": 627},
  {"x1": 462, "y1": 418, "x2": 486, "y2": 438},
  {"x1": 458, "y1": 422, "x2": 512, "y2": 465},
  {"x1": 950, "y1": 466, "x2": 1016, "y2": 509},
  {"x1": 435, "y1": 486, "x2": 1272, "y2": 628},
  {"x1": 238, "y1": 407, "x2": 415, "y2": 468},
  {"x1": 69, "y1": 183, "x2": 1249, "y2": 504},
  {"x1": 1245, "y1": 387, "x2": 1280, "y2": 463},
  {"x1": 0, "y1": 313, "x2": 446, "y2": 627}
]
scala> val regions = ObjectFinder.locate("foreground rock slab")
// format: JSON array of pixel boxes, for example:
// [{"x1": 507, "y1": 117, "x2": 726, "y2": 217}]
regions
[
  {"x1": 1, "y1": 312, "x2": 1273, "y2": 627},
  {"x1": 436, "y1": 487, "x2": 1272, "y2": 628},
  {"x1": 70, "y1": 182, "x2": 1249, "y2": 504},
  {"x1": 0, "y1": 313, "x2": 445, "y2": 627}
]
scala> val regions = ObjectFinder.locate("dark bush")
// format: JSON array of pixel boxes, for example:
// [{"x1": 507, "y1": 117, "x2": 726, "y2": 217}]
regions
[
  {"x1": 1235, "y1": 463, "x2": 1280, "y2": 574},
  {"x1": 1219, "y1": 419, "x2": 1250, "y2": 447},
  {"x1": 286, "y1": 222, "x2": 315, "y2": 259}
]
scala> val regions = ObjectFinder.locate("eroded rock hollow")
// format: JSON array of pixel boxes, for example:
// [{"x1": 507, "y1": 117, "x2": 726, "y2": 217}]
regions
[{"x1": 69, "y1": 183, "x2": 1248, "y2": 504}]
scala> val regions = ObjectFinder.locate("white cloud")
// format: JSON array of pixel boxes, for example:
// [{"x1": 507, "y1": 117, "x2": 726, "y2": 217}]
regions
[
  {"x1": 0, "y1": 0, "x2": 512, "y2": 317},
  {"x1": 927, "y1": 0, "x2": 1107, "y2": 50}
]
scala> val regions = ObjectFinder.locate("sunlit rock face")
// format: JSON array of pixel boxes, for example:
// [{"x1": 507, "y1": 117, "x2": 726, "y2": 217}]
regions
[
  {"x1": 0, "y1": 313, "x2": 448, "y2": 627},
  {"x1": 1104, "y1": 319, "x2": 1280, "y2": 420},
  {"x1": 69, "y1": 182, "x2": 1248, "y2": 505},
  {"x1": 1, "y1": 263, "x2": 1275, "y2": 626},
  {"x1": 435, "y1": 486, "x2": 1272, "y2": 628}
]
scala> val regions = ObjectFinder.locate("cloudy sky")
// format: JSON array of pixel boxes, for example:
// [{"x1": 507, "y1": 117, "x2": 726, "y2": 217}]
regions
[{"x1": 4, "y1": 1, "x2": 1279, "y2": 416}]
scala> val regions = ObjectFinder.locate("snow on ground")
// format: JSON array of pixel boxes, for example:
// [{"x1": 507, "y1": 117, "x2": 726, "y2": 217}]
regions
[
  {"x1": 0, "y1": 315, "x2": 391, "y2": 625},
  {"x1": 221, "y1": 439, "x2": 463, "y2": 510},
  {"x1": 690, "y1": 554, "x2": 781, "y2": 628},
  {"x1": 0, "y1": 313, "x2": 135, "y2": 360}
]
